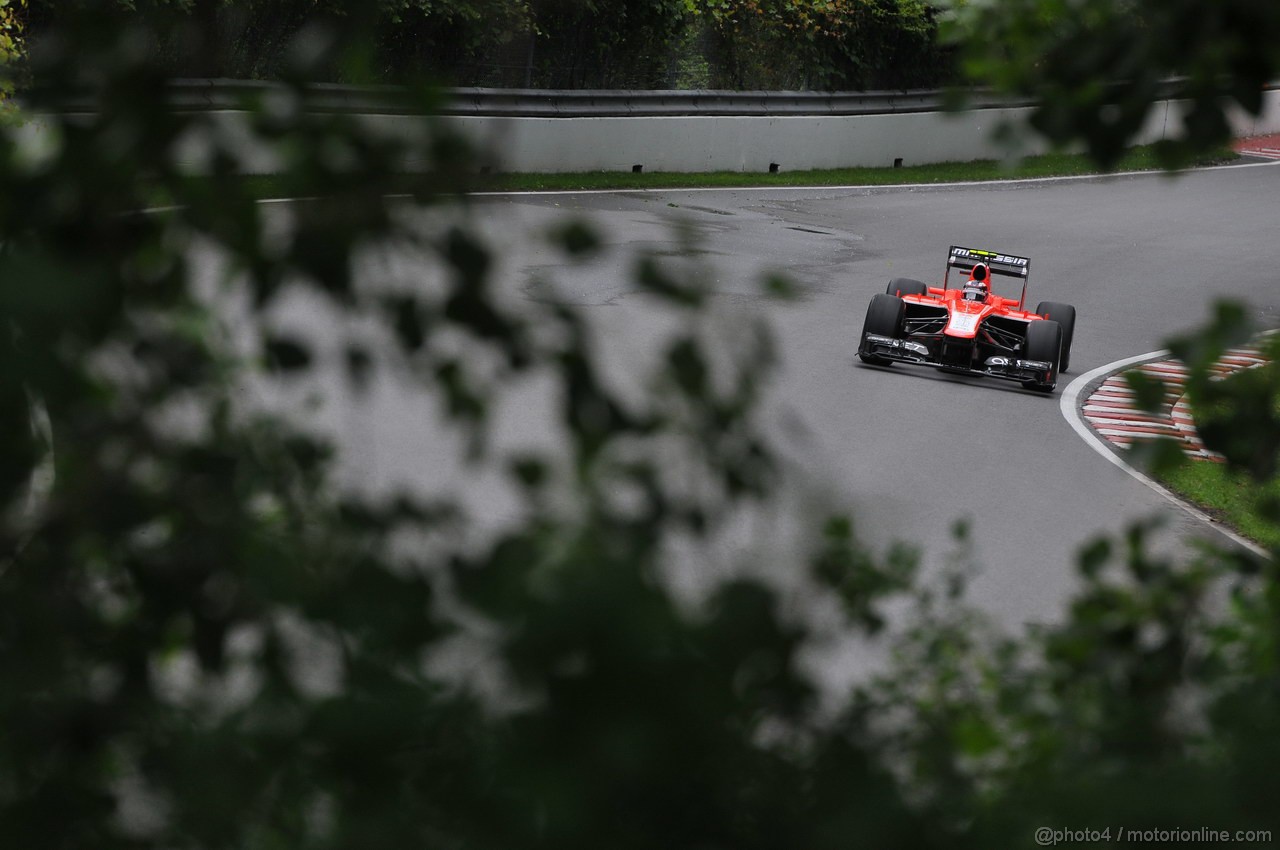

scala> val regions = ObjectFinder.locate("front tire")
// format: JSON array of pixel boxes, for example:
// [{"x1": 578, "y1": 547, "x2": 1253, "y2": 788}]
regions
[
  {"x1": 859, "y1": 293, "x2": 905, "y2": 365},
  {"x1": 886, "y1": 277, "x2": 928, "y2": 298},
  {"x1": 1035, "y1": 301, "x2": 1076, "y2": 372},
  {"x1": 1021, "y1": 319, "x2": 1062, "y2": 392}
]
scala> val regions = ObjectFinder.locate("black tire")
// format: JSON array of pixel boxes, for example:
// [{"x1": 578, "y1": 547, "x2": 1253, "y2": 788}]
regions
[
  {"x1": 1035, "y1": 301, "x2": 1076, "y2": 373},
  {"x1": 859, "y1": 293, "x2": 905, "y2": 365},
  {"x1": 886, "y1": 277, "x2": 928, "y2": 298},
  {"x1": 1021, "y1": 319, "x2": 1062, "y2": 392}
]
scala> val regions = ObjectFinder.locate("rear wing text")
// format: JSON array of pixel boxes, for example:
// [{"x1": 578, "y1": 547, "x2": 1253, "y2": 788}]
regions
[
  {"x1": 946, "y1": 246, "x2": 1030, "y2": 280},
  {"x1": 944, "y1": 246, "x2": 1032, "y2": 307}
]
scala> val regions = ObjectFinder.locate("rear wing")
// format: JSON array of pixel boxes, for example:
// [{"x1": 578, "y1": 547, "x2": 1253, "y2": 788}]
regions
[{"x1": 944, "y1": 245, "x2": 1032, "y2": 306}]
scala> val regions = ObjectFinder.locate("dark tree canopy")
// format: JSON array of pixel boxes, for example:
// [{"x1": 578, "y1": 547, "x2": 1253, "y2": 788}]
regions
[{"x1": 19, "y1": 0, "x2": 955, "y2": 90}]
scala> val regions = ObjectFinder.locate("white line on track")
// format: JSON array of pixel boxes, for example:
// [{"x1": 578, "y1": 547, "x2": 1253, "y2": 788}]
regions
[{"x1": 1060, "y1": 353, "x2": 1269, "y2": 559}]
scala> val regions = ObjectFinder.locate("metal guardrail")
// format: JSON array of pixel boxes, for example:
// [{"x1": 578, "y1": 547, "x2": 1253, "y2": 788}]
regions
[
  {"x1": 40, "y1": 77, "x2": 1277, "y2": 119},
  {"x1": 62, "y1": 78, "x2": 1029, "y2": 117},
  {"x1": 446, "y1": 80, "x2": 1280, "y2": 118},
  {"x1": 440, "y1": 88, "x2": 1028, "y2": 117}
]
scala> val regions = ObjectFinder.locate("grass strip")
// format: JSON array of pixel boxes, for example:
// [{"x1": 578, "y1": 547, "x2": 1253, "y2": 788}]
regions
[
  {"x1": 1158, "y1": 461, "x2": 1280, "y2": 551},
  {"x1": 155, "y1": 143, "x2": 1239, "y2": 204},
  {"x1": 471, "y1": 144, "x2": 1239, "y2": 193},
  {"x1": 1156, "y1": 377, "x2": 1280, "y2": 551}
]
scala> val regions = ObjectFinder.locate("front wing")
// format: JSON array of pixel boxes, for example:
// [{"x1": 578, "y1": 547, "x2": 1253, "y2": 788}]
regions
[{"x1": 860, "y1": 333, "x2": 1054, "y2": 385}]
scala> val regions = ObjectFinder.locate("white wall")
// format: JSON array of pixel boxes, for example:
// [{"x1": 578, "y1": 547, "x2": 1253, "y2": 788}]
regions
[
  {"x1": 15, "y1": 88, "x2": 1280, "y2": 175},
  {"x1": 460, "y1": 109, "x2": 1045, "y2": 173},
  {"x1": 452, "y1": 89, "x2": 1280, "y2": 173}
]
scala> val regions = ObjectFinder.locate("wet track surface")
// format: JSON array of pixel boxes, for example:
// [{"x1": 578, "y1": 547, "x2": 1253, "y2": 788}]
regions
[{"x1": 261, "y1": 163, "x2": 1280, "y2": 631}]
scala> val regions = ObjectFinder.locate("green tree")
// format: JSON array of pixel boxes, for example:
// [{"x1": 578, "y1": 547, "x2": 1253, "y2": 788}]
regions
[
  {"x1": 22, "y1": 0, "x2": 954, "y2": 89},
  {"x1": 524, "y1": 0, "x2": 691, "y2": 88},
  {"x1": 697, "y1": 0, "x2": 949, "y2": 90}
]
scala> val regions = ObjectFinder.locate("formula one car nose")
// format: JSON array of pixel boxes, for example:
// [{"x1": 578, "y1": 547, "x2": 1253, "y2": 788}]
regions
[{"x1": 859, "y1": 246, "x2": 1077, "y2": 392}]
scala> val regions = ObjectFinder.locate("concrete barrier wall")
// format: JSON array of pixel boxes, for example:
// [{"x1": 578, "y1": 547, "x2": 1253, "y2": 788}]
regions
[
  {"x1": 452, "y1": 88, "x2": 1280, "y2": 173},
  {"x1": 461, "y1": 109, "x2": 1044, "y2": 173},
  {"x1": 15, "y1": 84, "x2": 1280, "y2": 175}
]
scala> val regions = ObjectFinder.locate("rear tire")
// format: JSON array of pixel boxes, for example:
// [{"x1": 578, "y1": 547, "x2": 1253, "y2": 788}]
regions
[
  {"x1": 1034, "y1": 301, "x2": 1076, "y2": 373},
  {"x1": 1020, "y1": 319, "x2": 1062, "y2": 392},
  {"x1": 886, "y1": 277, "x2": 928, "y2": 298},
  {"x1": 859, "y1": 293, "x2": 905, "y2": 365}
]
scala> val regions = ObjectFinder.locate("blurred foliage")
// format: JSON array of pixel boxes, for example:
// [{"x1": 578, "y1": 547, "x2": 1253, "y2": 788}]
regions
[
  {"x1": 1168, "y1": 308, "x2": 1280, "y2": 482},
  {"x1": 940, "y1": 0, "x2": 1280, "y2": 167},
  {"x1": 0, "y1": 0, "x2": 23, "y2": 108},
  {"x1": 0, "y1": 4, "x2": 927, "y2": 848},
  {"x1": 1125, "y1": 304, "x2": 1280, "y2": 484},
  {"x1": 860, "y1": 515, "x2": 1280, "y2": 844},
  {"x1": 5, "y1": 4, "x2": 1280, "y2": 850}
]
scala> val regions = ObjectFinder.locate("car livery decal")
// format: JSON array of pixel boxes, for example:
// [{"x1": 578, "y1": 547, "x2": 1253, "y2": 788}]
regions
[
  {"x1": 950, "y1": 247, "x2": 1027, "y2": 267},
  {"x1": 948, "y1": 245, "x2": 1030, "y2": 278},
  {"x1": 947, "y1": 311, "x2": 982, "y2": 335}
]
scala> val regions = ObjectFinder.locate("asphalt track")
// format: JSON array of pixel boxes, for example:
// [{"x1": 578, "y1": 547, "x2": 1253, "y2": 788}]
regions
[{"x1": 289, "y1": 161, "x2": 1280, "y2": 630}]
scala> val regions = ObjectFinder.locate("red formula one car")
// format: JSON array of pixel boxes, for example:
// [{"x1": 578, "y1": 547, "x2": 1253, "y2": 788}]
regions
[{"x1": 858, "y1": 246, "x2": 1076, "y2": 392}]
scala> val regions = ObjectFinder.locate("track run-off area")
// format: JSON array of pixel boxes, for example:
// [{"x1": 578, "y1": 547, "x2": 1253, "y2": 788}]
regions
[{"x1": 280, "y1": 159, "x2": 1280, "y2": 631}]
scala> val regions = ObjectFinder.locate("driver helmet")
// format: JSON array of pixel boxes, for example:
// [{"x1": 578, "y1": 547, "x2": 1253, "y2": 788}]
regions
[{"x1": 962, "y1": 263, "x2": 990, "y2": 303}]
